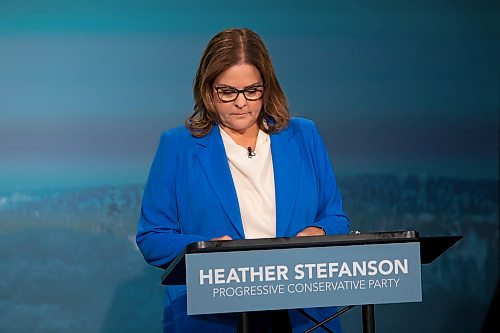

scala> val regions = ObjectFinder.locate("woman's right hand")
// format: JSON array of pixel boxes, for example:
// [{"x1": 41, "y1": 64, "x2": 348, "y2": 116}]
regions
[{"x1": 211, "y1": 235, "x2": 233, "y2": 241}]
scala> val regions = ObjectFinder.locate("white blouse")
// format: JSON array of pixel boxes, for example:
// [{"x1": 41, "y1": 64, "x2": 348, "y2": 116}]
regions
[{"x1": 219, "y1": 126, "x2": 276, "y2": 239}]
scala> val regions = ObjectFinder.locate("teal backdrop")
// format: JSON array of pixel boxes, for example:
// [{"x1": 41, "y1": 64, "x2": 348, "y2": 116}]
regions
[{"x1": 0, "y1": 1, "x2": 498, "y2": 332}]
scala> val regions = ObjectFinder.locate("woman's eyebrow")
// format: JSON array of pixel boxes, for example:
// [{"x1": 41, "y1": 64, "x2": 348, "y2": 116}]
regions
[
  {"x1": 215, "y1": 83, "x2": 263, "y2": 89},
  {"x1": 245, "y1": 83, "x2": 264, "y2": 88}
]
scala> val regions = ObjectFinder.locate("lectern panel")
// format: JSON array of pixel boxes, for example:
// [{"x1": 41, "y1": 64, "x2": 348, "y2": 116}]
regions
[{"x1": 186, "y1": 242, "x2": 422, "y2": 315}]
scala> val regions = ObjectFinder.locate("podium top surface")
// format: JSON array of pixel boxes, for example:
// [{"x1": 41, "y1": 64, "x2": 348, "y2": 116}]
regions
[
  {"x1": 161, "y1": 231, "x2": 462, "y2": 285},
  {"x1": 187, "y1": 231, "x2": 419, "y2": 253}
]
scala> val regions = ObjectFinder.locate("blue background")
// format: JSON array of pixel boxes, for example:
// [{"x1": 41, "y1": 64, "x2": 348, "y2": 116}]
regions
[{"x1": 0, "y1": 1, "x2": 497, "y2": 332}]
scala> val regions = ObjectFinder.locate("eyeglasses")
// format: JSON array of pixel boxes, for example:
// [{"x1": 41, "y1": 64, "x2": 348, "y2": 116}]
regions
[{"x1": 214, "y1": 84, "x2": 264, "y2": 102}]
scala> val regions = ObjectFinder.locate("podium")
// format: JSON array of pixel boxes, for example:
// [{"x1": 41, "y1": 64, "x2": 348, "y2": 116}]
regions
[{"x1": 161, "y1": 231, "x2": 461, "y2": 333}]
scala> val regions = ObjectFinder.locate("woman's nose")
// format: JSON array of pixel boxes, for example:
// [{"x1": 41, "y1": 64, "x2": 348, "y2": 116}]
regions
[{"x1": 234, "y1": 92, "x2": 247, "y2": 108}]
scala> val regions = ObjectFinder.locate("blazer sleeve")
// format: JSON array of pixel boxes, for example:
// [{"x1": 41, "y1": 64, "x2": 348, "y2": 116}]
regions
[
  {"x1": 136, "y1": 130, "x2": 209, "y2": 268},
  {"x1": 307, "y1": 121, "x2": 350, "y2": 235}
]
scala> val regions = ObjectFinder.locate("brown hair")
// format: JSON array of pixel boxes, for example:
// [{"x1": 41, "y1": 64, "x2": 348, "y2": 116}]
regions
[{"x1": 186, "y1": 28, "x2": 289, "y2": 137}]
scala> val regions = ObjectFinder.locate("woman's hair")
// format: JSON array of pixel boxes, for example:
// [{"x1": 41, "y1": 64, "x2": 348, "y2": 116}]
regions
[{"x1": 186, "y1": 28, "x2": 289, "y2": 137}]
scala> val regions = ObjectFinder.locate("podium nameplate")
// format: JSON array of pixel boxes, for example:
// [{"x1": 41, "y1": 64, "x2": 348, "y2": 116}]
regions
[{"x1": 186, "y1": 242, "x2": 422, "y2": 315}]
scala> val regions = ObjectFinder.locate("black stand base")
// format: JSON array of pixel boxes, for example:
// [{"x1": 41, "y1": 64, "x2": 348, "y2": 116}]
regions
[
  {"x1": 238, "y1": 305, "x2": 374, "y2": 333},
  {"x1": 237, "y1": 310, "x2": 292, "y2": 333},
  {"x1": 362, "y1": 304, "x2": 375, "y2": 333},
  {"x1": 237, "y1": 312, "x2": 250, "y2": 333}
]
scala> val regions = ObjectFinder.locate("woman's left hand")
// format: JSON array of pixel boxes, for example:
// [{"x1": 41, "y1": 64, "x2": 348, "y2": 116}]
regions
[{"x1": 296, "y1": 226, "x2": 326, "y2": 237}]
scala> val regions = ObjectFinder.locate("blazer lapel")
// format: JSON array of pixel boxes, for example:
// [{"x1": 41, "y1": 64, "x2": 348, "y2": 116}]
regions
[
  {"x1": 271, "y1": 127, "x2": 300, "y2": 237},
  {"x1": 194, "y1": 127, "x2": 245, "y2": 238}
]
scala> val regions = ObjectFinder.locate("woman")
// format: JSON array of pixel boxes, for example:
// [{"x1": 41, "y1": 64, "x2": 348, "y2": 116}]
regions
[{"x1": 137, "y1": 28, "x2": 350, "y2": 332}]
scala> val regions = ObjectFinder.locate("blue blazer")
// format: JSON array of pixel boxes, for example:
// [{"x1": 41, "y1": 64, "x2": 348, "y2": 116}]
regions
[{"x1": 137, "y1": 117, "x2": 349, "y2": 332}]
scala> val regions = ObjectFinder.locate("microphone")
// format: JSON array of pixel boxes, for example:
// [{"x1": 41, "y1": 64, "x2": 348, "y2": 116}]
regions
[{"x1": 247, "y1": 147, "x2": 256, "y2": 158}]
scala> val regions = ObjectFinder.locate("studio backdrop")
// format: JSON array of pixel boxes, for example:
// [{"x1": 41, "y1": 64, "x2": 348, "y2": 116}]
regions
[{"x1": 0, "y1": 1, "x2": 497, "y2": 332}]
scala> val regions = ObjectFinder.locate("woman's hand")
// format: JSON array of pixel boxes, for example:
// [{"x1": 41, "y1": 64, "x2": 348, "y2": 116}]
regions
[
  {"x1": 296, "y1": 227, "x2": 326, "y2": 237},
  {"x1": 211, "y1": 235, "x2": 233, "y2": 241}
]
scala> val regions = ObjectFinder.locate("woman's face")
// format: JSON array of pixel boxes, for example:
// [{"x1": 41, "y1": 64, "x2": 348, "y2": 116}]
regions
[{"x1": 213, "y1": 64, "x2": 263, "y2": 135}]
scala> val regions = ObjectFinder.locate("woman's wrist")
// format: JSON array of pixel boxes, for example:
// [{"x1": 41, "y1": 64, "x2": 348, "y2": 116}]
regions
[{"x1": 296, "y1": 226, "x2": 326, "y2": 237}]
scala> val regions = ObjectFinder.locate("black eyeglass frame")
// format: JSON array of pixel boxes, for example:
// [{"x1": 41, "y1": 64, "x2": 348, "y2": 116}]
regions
[{"x1": 214, "y1": 84, "x2": 264, "y2": 103}]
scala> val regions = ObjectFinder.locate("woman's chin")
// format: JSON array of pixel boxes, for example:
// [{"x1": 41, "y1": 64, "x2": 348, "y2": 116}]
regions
[{"x1": 220, "y1": 120, "x2": 259, "y2": 135}]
